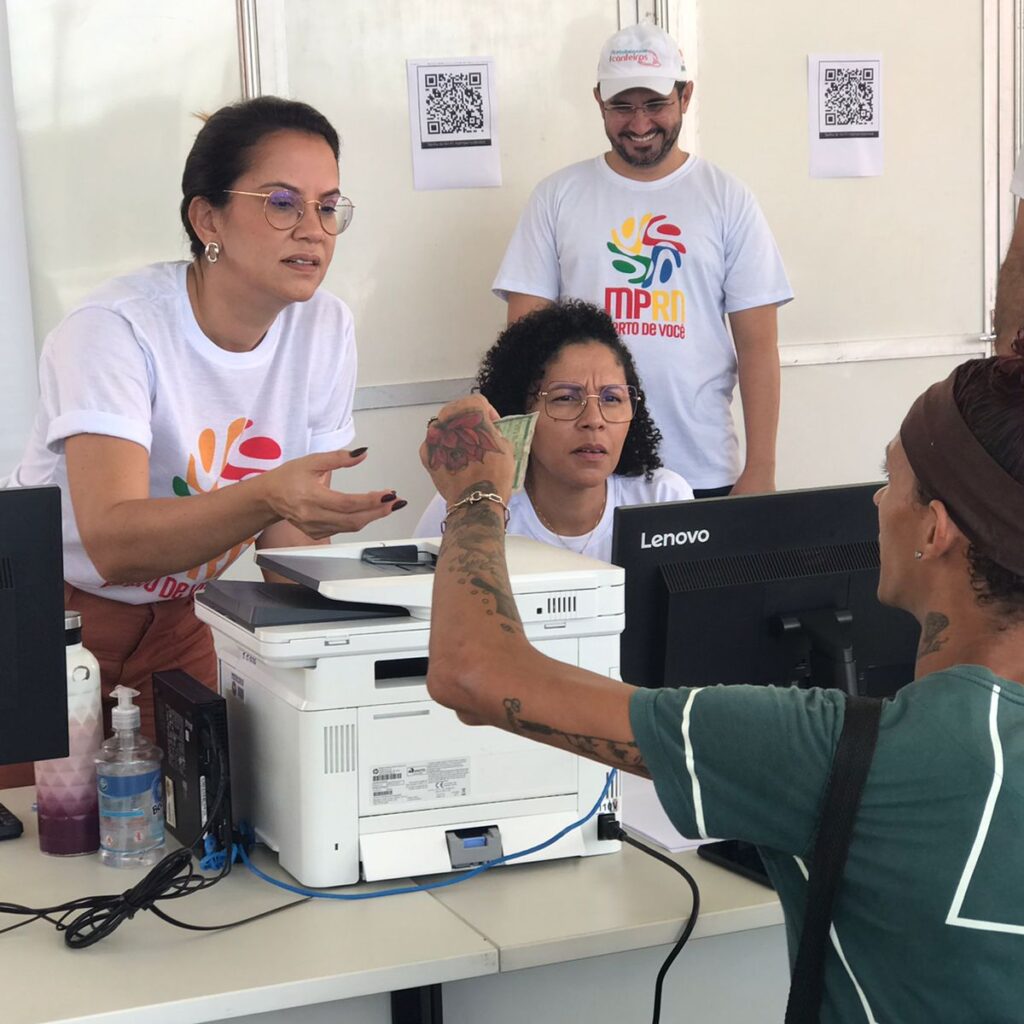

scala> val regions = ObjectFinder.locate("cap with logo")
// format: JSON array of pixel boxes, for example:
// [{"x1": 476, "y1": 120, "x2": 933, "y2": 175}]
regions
[{"x1": 597, "y1": 22, "x2": 688, "y2": 102}]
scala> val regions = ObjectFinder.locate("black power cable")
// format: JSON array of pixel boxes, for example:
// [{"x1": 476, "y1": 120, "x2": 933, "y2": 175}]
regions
[
  {"x1": 603, "y1": 819, "x2": 701, "y2": 1024},
  {"x1": 0, "y1": 736, "x2": 308, "y2": 946}
]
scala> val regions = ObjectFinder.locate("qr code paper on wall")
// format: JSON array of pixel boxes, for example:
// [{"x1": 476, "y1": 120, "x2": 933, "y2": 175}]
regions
[
  {"x1": 817, "y1": 60, "x2": 880, "y2": 139},
  {"x1": 417, "y1": 64, "x2": 492, "y2": 150}
]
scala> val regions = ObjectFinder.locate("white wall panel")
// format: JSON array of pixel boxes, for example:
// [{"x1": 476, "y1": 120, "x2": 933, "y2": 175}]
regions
[
  {"x1": 272, "y1": 0, "x2": 621, "y2": 388},
  {"x1": 697, "y1": 0, "x2": 985, "y2": 350},
  {"x1": 0, "y1": 0, "x2": 37, "y2": 476},
  {"x1": 6, "y1": 0, "x2": 239, "y2": 345}
]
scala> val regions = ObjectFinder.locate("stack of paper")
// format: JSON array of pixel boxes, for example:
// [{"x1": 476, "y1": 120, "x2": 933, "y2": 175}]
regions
[{"x1": 620, "y1": 772, "x2": 711, "y2": 853}]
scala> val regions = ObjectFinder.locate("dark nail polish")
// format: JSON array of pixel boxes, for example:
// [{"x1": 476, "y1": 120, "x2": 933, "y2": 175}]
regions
[
  {"x1": 350, "y1": 446, "x2": 368, "y2": 457},
  {"x1": 390, "y1": 500, "x2": 408, "y2": 512},
  {"x1": 380, "y1": 492, "x2": 397, "y2": 503}
]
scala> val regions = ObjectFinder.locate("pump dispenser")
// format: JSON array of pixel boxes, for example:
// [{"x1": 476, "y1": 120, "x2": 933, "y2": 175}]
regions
[
  {"x1": 95, "y1": 685, "x2": 165, "y2": 867},
  {"x1": 110, "y1": 684, "x2": 141, "y2": 731}
]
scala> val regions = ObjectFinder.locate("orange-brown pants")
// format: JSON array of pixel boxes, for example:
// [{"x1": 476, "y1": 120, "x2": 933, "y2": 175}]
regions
[{"x1": 0, "y1": 584, "x2": 217, "y2": 789}]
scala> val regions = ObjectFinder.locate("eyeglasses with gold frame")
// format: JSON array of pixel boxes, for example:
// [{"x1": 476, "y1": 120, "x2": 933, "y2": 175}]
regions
[{"x1": 222, "y1": 188, "x2": 354, "y2": 235}]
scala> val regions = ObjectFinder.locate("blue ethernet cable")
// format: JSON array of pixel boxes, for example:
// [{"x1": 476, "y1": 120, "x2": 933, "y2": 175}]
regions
[{"x1": 238, "y1": 768, "x2": 618, "y2": 900}]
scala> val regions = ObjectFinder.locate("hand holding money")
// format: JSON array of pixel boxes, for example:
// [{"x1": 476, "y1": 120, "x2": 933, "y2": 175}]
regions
[
  {"x1": 493, "y1": 412, "x2": 538, "y2": 492},
  {"x1": 420, "y1": 396, "x2": 515, "y2": 507}
]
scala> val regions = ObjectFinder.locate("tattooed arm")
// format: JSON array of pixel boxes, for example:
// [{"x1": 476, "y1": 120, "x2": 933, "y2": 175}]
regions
[{"x1": 419, "y1": 396, "x2": 649, "y2": 777}]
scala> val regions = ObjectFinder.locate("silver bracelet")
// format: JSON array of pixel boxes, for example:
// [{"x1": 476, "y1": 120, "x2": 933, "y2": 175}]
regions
[{"x1": 441, "y1": 491, "x2": 510, "y2": 532}]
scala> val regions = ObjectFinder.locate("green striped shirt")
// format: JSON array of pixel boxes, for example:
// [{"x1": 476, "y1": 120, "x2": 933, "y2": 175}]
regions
[{"x1": 630, "y1": 666, "x2": 1024, "y2": 1023}]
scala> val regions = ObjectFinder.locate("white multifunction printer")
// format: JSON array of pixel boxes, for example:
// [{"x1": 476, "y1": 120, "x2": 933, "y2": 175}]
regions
[{"x1": 194, "y1": 536, "x2": 625, "y2": 887}]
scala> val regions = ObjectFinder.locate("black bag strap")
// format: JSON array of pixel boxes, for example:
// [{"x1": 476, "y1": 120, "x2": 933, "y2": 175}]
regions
[{"x1": 784, "y1": 694, "x2": 883, "y2": 1024}]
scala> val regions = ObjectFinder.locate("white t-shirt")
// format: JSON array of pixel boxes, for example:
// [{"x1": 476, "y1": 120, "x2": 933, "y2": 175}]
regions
[
  {"x1": 414, "y1": 468, "x2": 694, "y2": 565},
  {"x1": 8, "y1": 261, "x2": 357, "y2": 604},
  {"x1": 493, "y1": 155, "x2": 793, "y2": 489}
]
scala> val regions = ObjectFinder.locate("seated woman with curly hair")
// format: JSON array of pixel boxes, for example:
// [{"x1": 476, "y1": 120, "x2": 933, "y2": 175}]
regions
[{"x1": 414, "y1": 300, "x2": 692, "y2": 562}]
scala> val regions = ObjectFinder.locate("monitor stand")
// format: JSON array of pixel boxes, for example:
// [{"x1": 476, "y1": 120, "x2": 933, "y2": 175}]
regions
[{"x1": 779, "y1": 608, "x2": 859, "y2": 696}]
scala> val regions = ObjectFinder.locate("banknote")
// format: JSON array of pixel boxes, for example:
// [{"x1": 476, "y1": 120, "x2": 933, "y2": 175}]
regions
[{"x1": 494, "y1": 412, "x2": 538, "y2": 492}]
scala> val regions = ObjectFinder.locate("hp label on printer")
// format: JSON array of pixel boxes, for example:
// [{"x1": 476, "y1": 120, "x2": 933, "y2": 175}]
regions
[{"x1": 371, "y1": 758, "x2": 471, "y2": 805}]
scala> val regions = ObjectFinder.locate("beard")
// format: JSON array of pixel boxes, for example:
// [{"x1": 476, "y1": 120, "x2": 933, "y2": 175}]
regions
[{"x1": 608, "y1": 119, "x2": 682, "y2": 169}]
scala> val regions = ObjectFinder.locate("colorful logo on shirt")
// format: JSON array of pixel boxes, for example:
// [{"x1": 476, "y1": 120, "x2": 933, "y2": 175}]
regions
[
  {"x1": 173, "y1": 417, "x2": 282, "y2": 584},
  {"x1": 605, "y1": 214, "x2": 687, "y2": 338},
  {"x1": 608, "y1": 213, "x2": 685, "y2": 286},
  {"x1": 104, "y1": 418, "x2": 284, "y2": 601},
  {"x1": 172, "y1": 417, "x2": 282, "y2": 497}
]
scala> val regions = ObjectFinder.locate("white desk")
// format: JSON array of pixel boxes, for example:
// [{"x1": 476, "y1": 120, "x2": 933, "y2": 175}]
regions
[
  {"x1": 426, "y1": 843, "x2": 789, "y2": 1024},
  {"x1": 0, "y1": 787, "x2": 495, "y2": 1024},
  {"x1": 425, "y1": 841, "x2": 783, "y2": 970},
  {"x1": 1, "y1": 786, "x2": 788, "y2": 1024}
]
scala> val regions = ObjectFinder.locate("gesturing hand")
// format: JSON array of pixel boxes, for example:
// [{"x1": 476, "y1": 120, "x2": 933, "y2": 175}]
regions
[
  {"x1": 260, "y1": 448, "x2": 404, "y2": 540},
  {"x1": 419, "y1": 397, "x2": 514, "y2": 506}
]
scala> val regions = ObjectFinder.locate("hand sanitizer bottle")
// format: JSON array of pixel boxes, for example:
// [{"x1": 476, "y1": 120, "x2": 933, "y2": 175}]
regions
[{"x1": 95, "y1": 686, "x2": 165, "y2": 868}]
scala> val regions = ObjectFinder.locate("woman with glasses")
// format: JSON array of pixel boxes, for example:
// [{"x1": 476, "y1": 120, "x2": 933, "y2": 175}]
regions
[
  {"x1": 414, "y1": 300, "x2": 692, "y2": 562},
  {"x1": 1, "y1": 97, "x2": 402, "y2": 785}
]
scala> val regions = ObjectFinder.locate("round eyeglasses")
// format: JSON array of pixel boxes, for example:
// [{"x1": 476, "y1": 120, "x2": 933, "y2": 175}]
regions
[
  {"x1": 536, "y1": 383, "x2": 639, "y2": 423},
  {"x1": 222, "y1": 189, "x2": 355, "y2": 235}
]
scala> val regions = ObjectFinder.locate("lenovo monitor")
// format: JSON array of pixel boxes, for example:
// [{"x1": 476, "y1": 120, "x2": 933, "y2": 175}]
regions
[{"x1": 612, "y1": 483, "x2": 918, "y2": 697}]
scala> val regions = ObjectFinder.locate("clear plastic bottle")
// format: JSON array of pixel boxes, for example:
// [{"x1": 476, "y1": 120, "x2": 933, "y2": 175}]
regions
[
  {"x1": 95, "y1": 685, "x2": 165, "y2": 868},
  {"x1": 34, "y1": 611, "x2": 102, "y2": 856}
]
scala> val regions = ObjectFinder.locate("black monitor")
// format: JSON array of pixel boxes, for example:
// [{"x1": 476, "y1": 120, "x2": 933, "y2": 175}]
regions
[
  {"x1": 0, "y1": 486, "x2": 68, "y2": 765},
  {"x1": 611, "y1": 483, "x2": 918, "y2": 697}
]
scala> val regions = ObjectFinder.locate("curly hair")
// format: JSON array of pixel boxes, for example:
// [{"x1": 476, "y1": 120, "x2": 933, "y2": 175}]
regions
[
  {"x1": 915, "y1": 345, "x2": 1024, "y2": 619},
  {"x1": 476, "y1": 300, "x2": 663, "y2": 478}
]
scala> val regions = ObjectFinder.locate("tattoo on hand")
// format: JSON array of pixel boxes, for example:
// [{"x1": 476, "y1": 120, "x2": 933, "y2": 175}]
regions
[
  {"x1": 503, "y1": 698, "x2": 649, "y2": 775},
  {"x1": 918, "y1": 611, "x2": 950, "y2": 658},
  {"x1": 426, "y1": 410, "x2": 501, "y2": 472}
]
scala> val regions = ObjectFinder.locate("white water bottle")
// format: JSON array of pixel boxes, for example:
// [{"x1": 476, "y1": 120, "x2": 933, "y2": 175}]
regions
[
  {"x1": 95, "y1": 686, "x2": 165, "y2": 868},
  {"x1": 34, "y1": 611, "x2": 102, "y2": 855}
]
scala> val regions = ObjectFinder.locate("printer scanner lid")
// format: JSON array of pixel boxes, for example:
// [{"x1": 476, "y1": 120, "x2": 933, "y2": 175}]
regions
[
  {"x1": 197, "y1": 581, "x2": 407, "y2": 631},
  {"x1": 255, "y1": 536, "x2": 622, "y2": 619}
]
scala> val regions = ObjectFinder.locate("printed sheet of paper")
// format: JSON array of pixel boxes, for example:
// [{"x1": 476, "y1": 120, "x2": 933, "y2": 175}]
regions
[
  {"x1": 808, "y1": 54, "x2": 883, "y2": 178},
  {"x1": 406, "y1": 57, "x2": 501, "y2": 190},
  {"x1": 620, "y1": 772, "x2": 711, "y2": 853}
]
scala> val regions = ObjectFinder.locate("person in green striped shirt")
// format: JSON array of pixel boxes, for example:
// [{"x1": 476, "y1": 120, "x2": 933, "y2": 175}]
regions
[{"x1": 420, "y1": 346, "x2": 1024, "y2": 1023}]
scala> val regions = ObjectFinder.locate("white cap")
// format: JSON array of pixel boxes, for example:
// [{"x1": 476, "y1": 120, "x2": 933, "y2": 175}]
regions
[
  {"x1": 110, "y1": 684, "x2": 141, "y2": 731},
  {"x1": 597, "y1": 23, "x2": 687, "y2": 101}
]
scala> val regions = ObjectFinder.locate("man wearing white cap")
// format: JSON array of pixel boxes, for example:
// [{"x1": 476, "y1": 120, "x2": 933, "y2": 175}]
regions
[{"x1": 493, "y1": 23, "x2": 793, "y2": 497}]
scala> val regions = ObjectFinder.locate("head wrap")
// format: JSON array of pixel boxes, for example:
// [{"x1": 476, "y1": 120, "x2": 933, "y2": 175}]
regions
[{"x1": 900, "y1": 369, "x2": 1024, "y2": 576}]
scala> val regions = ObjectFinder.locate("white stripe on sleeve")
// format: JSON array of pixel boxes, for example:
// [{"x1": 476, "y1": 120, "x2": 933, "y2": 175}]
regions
[{"x1": 680, "y1": 688, "x2": 707, "y2": 839}]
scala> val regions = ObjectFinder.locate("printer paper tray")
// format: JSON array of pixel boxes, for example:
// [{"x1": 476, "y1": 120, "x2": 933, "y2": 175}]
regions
[
  {"x1": 359, "y1": 808, "x2": 588, "y2": 882},
  {"x1": 357, "y1": 791, "x2": 579, "y2": 833}
]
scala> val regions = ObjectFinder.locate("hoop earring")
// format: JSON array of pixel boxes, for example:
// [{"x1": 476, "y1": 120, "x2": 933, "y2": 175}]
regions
[{"x1": 204, "y1": 241, "x2": 221, "y2": 264}]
